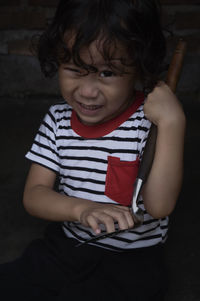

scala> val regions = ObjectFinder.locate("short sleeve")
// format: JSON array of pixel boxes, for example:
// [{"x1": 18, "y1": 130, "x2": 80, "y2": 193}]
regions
[{"x1": 25, "y1": 106, "x2": 60, "y2": 173}]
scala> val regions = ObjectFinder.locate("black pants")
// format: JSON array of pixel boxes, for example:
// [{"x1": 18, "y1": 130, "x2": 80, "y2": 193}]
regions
[{"x1": 0, "y1": 223, "x2": 168, "y2": 300}]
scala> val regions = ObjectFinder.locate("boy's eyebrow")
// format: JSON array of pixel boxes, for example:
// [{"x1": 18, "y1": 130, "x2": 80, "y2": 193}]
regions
[
  {"x1": 62, "y1": 57, "x2": 133, "y2": 71},
  {"x1": 62, "y1": 59, "x2": 123, "y2": 67}
]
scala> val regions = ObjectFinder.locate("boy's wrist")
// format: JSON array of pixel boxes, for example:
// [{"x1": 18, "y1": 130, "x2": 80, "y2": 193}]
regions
[
  {"x1": 70, "y1": 197, "x2": 92, "y2": 223},
  {"x1": 157, "y1": 111, "x2": 186, "y2": 132}
]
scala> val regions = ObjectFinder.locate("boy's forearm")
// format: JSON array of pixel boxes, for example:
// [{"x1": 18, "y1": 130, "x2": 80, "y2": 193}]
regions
[
  {"x1": 23, "y1": 185, "x2": 135, "y2": 233},
  {"x1": 142, "y1": 116, "x2": 186, "y2": 218},
  {"x1": 23, "y1": 185, "x2": 92, "y2": 222}
]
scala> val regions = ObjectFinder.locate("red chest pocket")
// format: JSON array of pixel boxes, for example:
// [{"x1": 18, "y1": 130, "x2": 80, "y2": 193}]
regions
[{"x1": 105, "y1": 156, "x2": 139, "y2": 206}]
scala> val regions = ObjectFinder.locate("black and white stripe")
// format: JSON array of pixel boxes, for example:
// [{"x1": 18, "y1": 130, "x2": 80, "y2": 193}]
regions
[{"x1": 26, "y1": 101, "x2": 169, "y2": 251}]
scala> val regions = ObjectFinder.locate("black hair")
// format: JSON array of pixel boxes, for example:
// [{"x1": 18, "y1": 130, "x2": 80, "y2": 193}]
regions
[{"x1": 36, "y1": 0, "x2": 166, "y2": 91}]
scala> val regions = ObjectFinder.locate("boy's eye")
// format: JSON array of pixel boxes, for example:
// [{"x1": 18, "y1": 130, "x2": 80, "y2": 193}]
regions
[
  {"x1": 100, "y1": 70, "x2": 116, "y2": 78},
  {"x1": 64, "y1": 67, "x2": 89, "y2": 76},
  {"x1": 65, "y1": 67, "x2": 81, "y2": 73}
]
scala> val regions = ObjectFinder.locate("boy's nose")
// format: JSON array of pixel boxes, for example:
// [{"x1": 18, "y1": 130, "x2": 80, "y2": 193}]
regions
[{"x1": 78, "y1": 78, "x2": 99, "y2": 99}]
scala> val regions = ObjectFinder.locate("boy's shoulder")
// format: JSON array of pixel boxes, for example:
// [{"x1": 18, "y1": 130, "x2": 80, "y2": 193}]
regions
[
  {"x1": 48, "y1": 100, "x2": 72, "y2": 118},
  {"x1": 41, "y1": 100, "x2": 73, "y2": 128},
  {"x1": 133, "y1": 99, "x2": 151, "y2": 130},
  {"x1": 49, "y1": 100, "x2": 71, "y2": 111}
]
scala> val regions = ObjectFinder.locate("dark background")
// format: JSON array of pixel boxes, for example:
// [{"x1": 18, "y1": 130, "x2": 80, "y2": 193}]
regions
[{"x1": 0, "y1": 1, "x2": 200, "y2": 300}]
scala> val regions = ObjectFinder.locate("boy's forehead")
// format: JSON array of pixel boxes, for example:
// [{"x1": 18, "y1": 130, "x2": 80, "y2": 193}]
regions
[
  {"x1": 80, "y1": 43, "x2": 126, "y2": 66},
  {"x1": 64, "y1": 31, "x2": 128, "y2": 65}
]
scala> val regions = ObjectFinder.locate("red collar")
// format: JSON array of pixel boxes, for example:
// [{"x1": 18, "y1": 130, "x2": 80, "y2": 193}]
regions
[{"x1": 71, "y1": 91, "x2": 144, "y2": 138}]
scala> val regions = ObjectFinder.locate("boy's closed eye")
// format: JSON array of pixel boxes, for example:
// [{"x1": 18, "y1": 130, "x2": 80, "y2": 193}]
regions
[
  {"x1": 62, "y1": 65, "x2": 118, "y2": 78},
  {"x1": 64, "y1": 66, "x2": 83, "y2": 74}
]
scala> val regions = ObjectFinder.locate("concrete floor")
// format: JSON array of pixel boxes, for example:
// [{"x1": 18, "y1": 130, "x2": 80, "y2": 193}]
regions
[{"x1": 0, "y1": 96, "x2": 200, "y2": 300}]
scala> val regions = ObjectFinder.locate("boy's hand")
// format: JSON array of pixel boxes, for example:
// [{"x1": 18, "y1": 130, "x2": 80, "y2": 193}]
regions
[
  {"x1": 144, "y1": 81, "x2": 185, "y2": 127},
  {"x1": 78, "y1": 202, "x2": 134, "y2": 235}
]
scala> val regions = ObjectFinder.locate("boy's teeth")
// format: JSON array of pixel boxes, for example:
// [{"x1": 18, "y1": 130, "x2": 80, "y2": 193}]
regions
[{"x1": 81, "y1": 103, "x2": 101, "y2": 110}]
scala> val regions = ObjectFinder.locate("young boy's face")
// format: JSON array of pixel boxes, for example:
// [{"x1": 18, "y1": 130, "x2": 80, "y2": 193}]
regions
[{"x1": 58, "y1": 37, "x2": 137, "y2": 125}]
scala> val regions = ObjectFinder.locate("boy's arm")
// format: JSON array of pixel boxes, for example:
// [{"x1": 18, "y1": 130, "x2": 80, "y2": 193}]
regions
[
  {"x1": 23, "y1": 163, "x2": 85, "y2": 222},
  {"x1": 23, "y1": 163, "x2": 134, "y2": 234},
  {"x1": 141, "y1": 82, "x2": 186, "y2": 218}
]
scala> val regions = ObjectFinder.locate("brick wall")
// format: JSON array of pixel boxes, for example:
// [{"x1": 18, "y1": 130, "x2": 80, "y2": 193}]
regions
[{"x1": 0, "y1": 0, "x2": 200, "y2": 100}]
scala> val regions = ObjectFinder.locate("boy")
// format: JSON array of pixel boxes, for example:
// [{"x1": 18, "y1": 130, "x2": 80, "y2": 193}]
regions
[{"x1": 0, "y1": 1, "x2": 186, "y2": 300}]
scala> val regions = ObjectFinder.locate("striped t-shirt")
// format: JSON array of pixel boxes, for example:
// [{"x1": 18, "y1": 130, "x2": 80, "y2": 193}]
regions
[{"x1": 26, "y1": 92, "x2": 168, "y2": 252}]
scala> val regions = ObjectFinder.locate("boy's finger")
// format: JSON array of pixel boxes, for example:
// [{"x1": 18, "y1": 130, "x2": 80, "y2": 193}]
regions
[
  {"x1": 87, "y1": 212, "x2": 116, "y2": 234},
  {"x1": 123, "y1": 209, "x2": 135, "y2": 228},
  {"x1": 86, "y1": 215, "x2": 101, "y2": 235},
  {"x1": 97, "y1": 213, "x2": 115, "y2": 233},
  {"x1": 115, "y1": 206, "x2": 135, "y2": 227},
  {"x1": 103, "y1": 208, "x2": 132, "y2": 231}
]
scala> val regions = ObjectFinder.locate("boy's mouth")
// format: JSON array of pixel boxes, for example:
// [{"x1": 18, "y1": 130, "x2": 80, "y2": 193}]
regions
[{"x1": 78, "y1": 102, "x2": 103, "y2": 111}]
